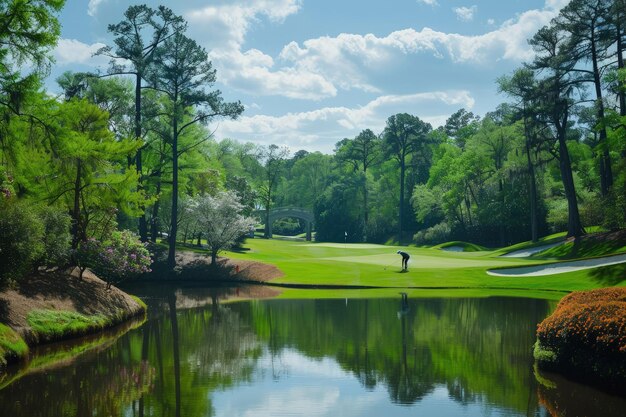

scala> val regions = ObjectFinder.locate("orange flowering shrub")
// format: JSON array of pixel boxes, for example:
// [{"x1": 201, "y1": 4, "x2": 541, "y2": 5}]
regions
[{"x1": 535, "y1": 287, "x2": 626, "y2": 385}]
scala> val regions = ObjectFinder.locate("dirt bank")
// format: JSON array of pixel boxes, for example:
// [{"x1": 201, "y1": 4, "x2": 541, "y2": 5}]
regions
[{"x1": 0, "y1": 268, "x2": 145, "y2": 366}]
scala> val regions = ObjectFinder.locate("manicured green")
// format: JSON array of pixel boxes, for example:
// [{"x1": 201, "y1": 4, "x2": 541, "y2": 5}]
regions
[
  {"x1": 0, "y1": 323, "x2": 28, "y2": 366},
  {"x1": 224, "y1": 238, "x2": 626, "y2": 294},
  {"x1": 27, "y1": 310, "x2": 109, "y2": 343}
]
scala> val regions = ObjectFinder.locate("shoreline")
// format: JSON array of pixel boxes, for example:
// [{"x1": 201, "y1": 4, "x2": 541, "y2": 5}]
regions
[{"x1": 0, "y1": 269, "x2": 146, "y2": 369}]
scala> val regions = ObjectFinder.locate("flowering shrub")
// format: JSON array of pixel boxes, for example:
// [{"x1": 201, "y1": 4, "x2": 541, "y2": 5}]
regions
[
  {"x1": 535, "y1": 287, "x2": 626, "y2": 385},
  {"x1": 77, "y1": 230, "x2": 152, "y2": 288},
  {"x1": 0, "y1": 167, "x2": 14, "y2": 199}
]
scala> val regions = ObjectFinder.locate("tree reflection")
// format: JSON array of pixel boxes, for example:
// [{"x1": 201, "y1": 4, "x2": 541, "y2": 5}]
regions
[
  {"x1": 244, "y1": 296, "x2": 552, "y2": 412},
  {"x1": 0, "y1": 290, "x2": 569, "y2": 417},
  {"x1": 536, "y1": 367, "x2": 626, "y2": 417}
]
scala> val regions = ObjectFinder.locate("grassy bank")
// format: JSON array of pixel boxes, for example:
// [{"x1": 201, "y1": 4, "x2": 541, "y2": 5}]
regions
[
  {"x1": 0, "y1": 269, "x2": 146, "y2": 368},
  {"x1": 223, "y1": 236, "x2": 626, "y2": 293}
]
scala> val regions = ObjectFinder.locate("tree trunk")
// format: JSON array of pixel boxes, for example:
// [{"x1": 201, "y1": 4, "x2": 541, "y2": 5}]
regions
[
  {"x1": 525, "y1": 137, "x2": 539, "y2": 242},
  {"x1": 135, "y1": 72, "x2": 148, "y2": 242},
  {"x1": 498, "y1": 178, "x2": 505, "y2": 247},
  {"x1": 558, "y1": 133, "x2": 584, "y2": 237},
  {"x1": 591, "y1": 38, "x2": 613, "y2": 195},
  {"x1": 150, "y1": 179, "x2": 162, "y2": 243},
  {"x1": 617, "y1": 9, "x2": 626, "y2": 117},
  {"x1": 167, "y1": 117, "x2": 179, "y2": 269},
  {"x1": 168, "y1": 293, "x2": 181, "y2": 417},
  {"x1": 363, "y1": 177, "x2": 368, "y2": 242},
  {"x1": 71, "y1": 159, "x2": 82, "y2": 249},
  {"x1": 211, "y1": 249, "x2": 217, "y2": 265},
  {"x1": 399, "y1": 158, "x2": 405, "y2": 241},
  {"x1": 264, "y1": 206, "x2": 270, "y2": 238}
]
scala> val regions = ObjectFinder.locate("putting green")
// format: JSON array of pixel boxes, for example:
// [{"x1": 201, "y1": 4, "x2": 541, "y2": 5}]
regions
[
  {"x1": 302, "y1": 243, "x2": 385, "y2": 249},
  {"x1": 321, "y1": 253, "x2": 516, "y2": 269}
]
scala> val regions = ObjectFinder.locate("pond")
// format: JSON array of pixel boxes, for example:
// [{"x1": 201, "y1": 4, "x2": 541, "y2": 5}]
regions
[{"x1": 1, "y1": 285, "x2": 625, "y2": 416}]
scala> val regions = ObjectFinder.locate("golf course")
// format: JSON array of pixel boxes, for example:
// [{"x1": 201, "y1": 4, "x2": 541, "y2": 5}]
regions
[{"x1": 223, "y1": 232, "x2": 626, "y2": 300}]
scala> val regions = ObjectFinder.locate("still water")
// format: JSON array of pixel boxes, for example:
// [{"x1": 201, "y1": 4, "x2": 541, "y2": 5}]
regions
[{"x1": 1, "y1": 285, "x2": 625, "y2": 417}]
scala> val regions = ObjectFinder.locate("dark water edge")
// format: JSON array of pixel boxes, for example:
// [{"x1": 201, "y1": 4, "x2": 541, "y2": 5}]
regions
[{"x1": 0, "y1": 284, "x2": 624, "y2": 417}]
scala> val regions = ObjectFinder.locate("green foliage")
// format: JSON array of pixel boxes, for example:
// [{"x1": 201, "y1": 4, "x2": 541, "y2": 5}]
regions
[
  {"x1": 0, "y1": 0, "x2": 64, "y2": 108},
  {"x1": 413, "y1": 222, "x2": 451, "y2": 246},
  {"x1": 0, "y1": 198, "x2": 44, "y2": 284},
  {"x1": 37, "y1": 206, "x2": 72, "y2": 267},
  {"x1": 314, "y1": 177, "x2": 363, "y2": 242},
  {"x1": 272, "y1": 217, "x2": 305, "y2": 236}
]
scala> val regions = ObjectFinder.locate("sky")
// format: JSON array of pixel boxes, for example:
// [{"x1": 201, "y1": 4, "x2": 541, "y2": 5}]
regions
[{"x1": 51, "y1": 0, "x2": 570, "y2": 153}]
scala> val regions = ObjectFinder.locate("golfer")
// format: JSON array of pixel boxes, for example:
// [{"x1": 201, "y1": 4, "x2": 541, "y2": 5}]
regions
[{"x1": 397, "y1": 250, "x2": 410, "y2": 271}]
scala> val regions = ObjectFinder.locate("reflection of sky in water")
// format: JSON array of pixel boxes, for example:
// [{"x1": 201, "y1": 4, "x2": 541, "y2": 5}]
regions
[{"x1": 212, "y1": 348, "x2": 520, "y2": 417}]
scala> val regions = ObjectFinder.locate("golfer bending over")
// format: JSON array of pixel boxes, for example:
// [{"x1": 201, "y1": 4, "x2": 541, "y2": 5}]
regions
[{"x1": 397, "y1": 250, "x2": 410, "y2": 271}]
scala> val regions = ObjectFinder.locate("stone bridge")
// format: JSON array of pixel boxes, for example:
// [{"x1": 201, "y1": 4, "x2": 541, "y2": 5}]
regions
[{"x1": 255, "y1": 206, "x2": 314, "y2": 241}]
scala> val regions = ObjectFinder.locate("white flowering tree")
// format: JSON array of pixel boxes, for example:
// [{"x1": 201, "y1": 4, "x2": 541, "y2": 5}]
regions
[{"x1": 190, "y1": 191, "x2": 257, "y2": 264}]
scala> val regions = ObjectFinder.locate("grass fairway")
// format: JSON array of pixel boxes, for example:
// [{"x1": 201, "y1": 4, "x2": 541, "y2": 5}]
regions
[{"x1": 224, "y1": 238, "x2": 626, "y2": 296}]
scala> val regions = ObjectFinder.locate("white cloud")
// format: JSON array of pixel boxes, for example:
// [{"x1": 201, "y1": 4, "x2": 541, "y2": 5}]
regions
[
  {"x1": 184, "y1": 0, "x2": 337, "y2": 101},
  {"x1": 216, "y1": 90, "x2": 474, "y2": 151},
  {"x1": 417, "y1": 0, "x2": 439, "y2": 6},
  {"x1": 210, "y1": 49, "x2": 337, "y2": 100},
  {"x1": 277, "y1": 4, "x2": 559, "y2": 86},
  {"x1": 184, "y1": 0, "x2": 563, "y2": 101},
  {"x1": 87, "y1": 0, "x2": 106, "y2": 17},
  {"x1": 545, "y1": 0, "x2": 571, "y2": 10},
  {"x1": 185, "y1": 0, "x2": 301, "y2": 51},
  {"x1": 487, "y1": 18, "x2": 496, "y2": 25},
  {"x1": 454, "y1": 6, "x2": 477, "y2": 22},
  {"x1": 54, "y1": 39, "x2": 107, "y2": 65}
]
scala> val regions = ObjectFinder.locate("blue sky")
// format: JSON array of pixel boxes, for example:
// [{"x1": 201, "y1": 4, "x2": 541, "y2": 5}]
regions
[{"x1": 51, "y1": 0, "x2": 569, "y2": 152}]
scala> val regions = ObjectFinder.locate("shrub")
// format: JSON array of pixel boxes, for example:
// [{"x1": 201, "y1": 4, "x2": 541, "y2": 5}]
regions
[
  {"x1": 77, "y1": 230, "x2": 152, "y2": 288},
  {"x1": 535, "y1": 287, "x2": 626, "y2": 385},
  {"x1": 0, "y1": 199, "x2": 44, "y2": 285},
  {"x1": 413, "y1": 222, "x2": 451, "y2": 246}
]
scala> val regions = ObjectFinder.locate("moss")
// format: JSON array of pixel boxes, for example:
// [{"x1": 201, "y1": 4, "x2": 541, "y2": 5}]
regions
[
  {"x1": 130, "y1": 295, "x2": 147, "y2": 311},
  {"x1": 533, "y1": 340, "x2": 557, "y2": 364},
  {"x1": 0, "y1": 323, "x2": 29, "y2": 366},
  {"x1": 27, "y1": 310, "x2": 109, "y2": 343}
]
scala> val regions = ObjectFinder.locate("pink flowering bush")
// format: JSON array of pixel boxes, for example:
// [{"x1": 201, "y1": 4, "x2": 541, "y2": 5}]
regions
[{"x1": 77, "y1": 230, "x2": 152, "y2": 288}]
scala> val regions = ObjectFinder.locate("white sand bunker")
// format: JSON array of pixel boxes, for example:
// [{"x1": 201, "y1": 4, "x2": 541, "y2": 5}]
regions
[
  {"x1": 487, "y1": 253, "x2": 626, "y2": 276},
  {"x1": 501, "y1": 241, "x2": 564, "y2": 258}
]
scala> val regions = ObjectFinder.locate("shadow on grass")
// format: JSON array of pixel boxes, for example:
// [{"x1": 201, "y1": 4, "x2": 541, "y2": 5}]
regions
[
  {"x1": 588, "y1": 263, "x2": 626, "y2": 286},
  {"x1": 536, "y1": 230, "x2": 626, "y2": 260}
]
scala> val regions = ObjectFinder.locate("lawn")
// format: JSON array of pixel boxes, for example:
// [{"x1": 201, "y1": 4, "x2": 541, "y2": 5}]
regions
[{"x1": 224, "y1": 238, "x2": 626, "y2": 296}]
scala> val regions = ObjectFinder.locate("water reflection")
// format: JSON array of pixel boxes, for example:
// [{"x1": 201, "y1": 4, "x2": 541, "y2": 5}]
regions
[{"x1": 0, "y1": 287, "x2": 623, "y2": 416}]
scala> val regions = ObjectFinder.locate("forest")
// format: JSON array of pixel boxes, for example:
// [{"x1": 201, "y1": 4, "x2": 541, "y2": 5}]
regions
[{"x1": 1, "y1": 0, "x2": 626, "y2": 280}]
